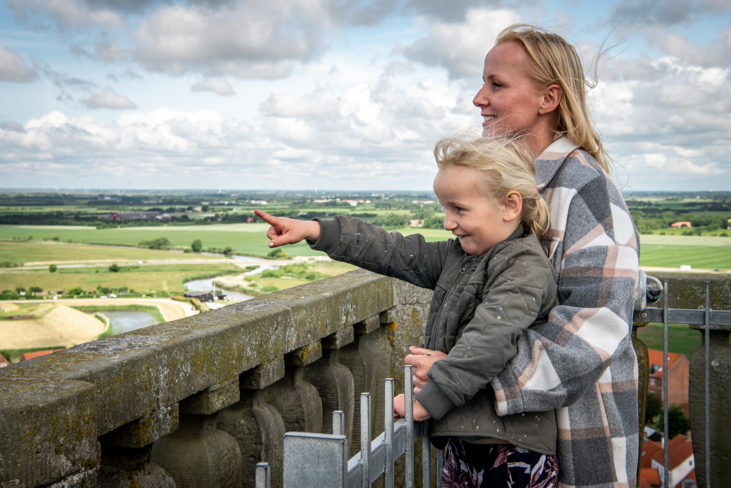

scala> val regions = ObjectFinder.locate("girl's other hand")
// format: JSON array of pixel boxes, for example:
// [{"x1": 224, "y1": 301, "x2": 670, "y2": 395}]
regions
[
  {"x1": 393, "y1": 393, "x2": 431, "y2": 421},
  {"x1": 405, "y1": 346, "x2": 447, "y2": 390}
]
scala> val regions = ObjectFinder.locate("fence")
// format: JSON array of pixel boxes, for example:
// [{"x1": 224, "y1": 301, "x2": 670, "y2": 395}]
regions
[{"x1": 257, "y1": 274, "x2": 731, "y2": 488}]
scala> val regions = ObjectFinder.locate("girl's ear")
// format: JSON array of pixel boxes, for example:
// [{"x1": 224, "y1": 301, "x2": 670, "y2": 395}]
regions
[
  {"x1": 539, "y1": 83, "x2": 562, "y2": 115},
  {"x1": 502, "y1": 191, "x2": 522, "y2": 221}
]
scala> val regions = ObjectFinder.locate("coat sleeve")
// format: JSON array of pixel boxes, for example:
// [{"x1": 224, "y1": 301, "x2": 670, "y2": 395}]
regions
[
  {"x1": 490, "y1": 171, "x2": 640, "y2": 416},
  {"x1": 416, "y1": 243, "x2": 556, "y2": 420},
  {"x1": 310, "y1": 215, "x2": 451, "y2": 290}
]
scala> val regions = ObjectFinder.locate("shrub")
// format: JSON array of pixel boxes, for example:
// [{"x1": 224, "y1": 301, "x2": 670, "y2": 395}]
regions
[
  {"x1": 49, "y1": 264, "x2": 57, "y2": 273},
  {"x1": 191, "y1": 239, "x2": 202, "y2": 252},
  {"x1": 108, "y1": 263, "x2": 120, "y2": 272}
]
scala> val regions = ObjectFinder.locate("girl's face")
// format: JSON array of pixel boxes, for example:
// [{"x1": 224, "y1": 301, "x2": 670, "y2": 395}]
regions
[
  {"x1": 473, "y1": 40, "x2": 548, "y2": 140},
  {"x1": 433, "y1": 165, "x2": 519, "y2": 256}
]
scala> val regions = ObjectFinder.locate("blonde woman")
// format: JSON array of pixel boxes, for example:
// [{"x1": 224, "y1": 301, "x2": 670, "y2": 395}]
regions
[
  {"x1": 257, "y1": 135, "x2": 559, "y2": 487},
  {"x1": 407, "y1": 25, "x2": 640, "y2": 487}
]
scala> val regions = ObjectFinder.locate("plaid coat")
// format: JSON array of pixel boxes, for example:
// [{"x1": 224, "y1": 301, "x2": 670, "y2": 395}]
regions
[{"x1": 490, "y1": 137, "x2": 640, "y2": 487}]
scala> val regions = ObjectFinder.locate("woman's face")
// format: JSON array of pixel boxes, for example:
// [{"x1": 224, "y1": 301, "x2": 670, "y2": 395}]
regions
[{"x1": 473, "y1": 40, "x2": 547, "y2": 140}]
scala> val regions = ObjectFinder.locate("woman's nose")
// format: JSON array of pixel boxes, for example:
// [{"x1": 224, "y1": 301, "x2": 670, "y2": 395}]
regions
[{"x1": 473, "y1": 86, "x2": 488, "y2": 107}]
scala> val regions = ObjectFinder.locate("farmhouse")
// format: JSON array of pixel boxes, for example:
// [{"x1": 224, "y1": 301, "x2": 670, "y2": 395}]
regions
[{"x1": 647, "y1": 349, "x2": 689, "y2": 413}]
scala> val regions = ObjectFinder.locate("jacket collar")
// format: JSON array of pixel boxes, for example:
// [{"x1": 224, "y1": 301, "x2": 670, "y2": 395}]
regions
[{"x1": 535, "y1": 137, "x2": 579, "y2": 191}]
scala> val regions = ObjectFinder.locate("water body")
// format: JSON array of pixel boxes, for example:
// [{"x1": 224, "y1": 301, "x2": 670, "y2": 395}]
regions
[
  {"x1": 184, "y1": 278, "x2": 253, "y2": 302},
  {"x1": 104, "y1": 311, "x2": 158, "y2": 335}
]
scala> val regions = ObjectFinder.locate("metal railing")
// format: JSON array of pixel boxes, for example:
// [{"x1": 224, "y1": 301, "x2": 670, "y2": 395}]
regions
[
  {"x1": 255, "y1": 365, "x2": 440, "y2": 487},
  {"x1": 255, "y1": 273, "x2": 730, "y2": 488}
]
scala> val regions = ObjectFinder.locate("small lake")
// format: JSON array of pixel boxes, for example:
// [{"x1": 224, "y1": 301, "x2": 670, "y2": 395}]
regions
[
  {"x1": 104, "y1": 311, "x2": 159, "y2": 334},
  {"x1": 183, "y1": 278, "x2": 253, "y2": 302}
]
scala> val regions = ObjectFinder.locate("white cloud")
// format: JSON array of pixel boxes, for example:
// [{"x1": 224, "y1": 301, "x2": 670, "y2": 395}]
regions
[
  {"x1": 399, "y1": 8, "x2": 521, "y2": 78},
  {"x1": 191, "y1": 78, "x2": 235, "y2": 96},
  {"x1": 84, "y1": 90, "x2": 137, "y2": 110},
  {"x1": 7, "y1": 0, "x2": 124, "y2": 30},
  {"x1": 0, "y1": 47, "x2": 38, "y2": 82},
  {"x1": 132, "y1": 1, "x2": 332, "y2": 78}
]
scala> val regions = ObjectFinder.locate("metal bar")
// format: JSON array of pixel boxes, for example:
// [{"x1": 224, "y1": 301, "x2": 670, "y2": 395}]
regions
[
  {"x1": 436, "y1": 449, "x2": 444, "y2": 486},
  {"x1": 421, "y1": 422, "x2": 431, "y2": 487},
  {"x1": 704, "y1": 281, "x2": 711, "y2": 488},
  {"x1": 255, "y1": 462, "x2": 270, "y2": 488},
  {"x1": 360, "y1": 392, "x2": 371, "y2": 487},
  {"x1": 634, "y1": 308, "x2": 731, "y2": 327},
  {"x1": 405, "y1": 365, "x2": 415, "y2": 488},
  {"x1": 663, "y1": 281, "x2": 670, "y2": 488},
  {"x1": 333, "y1": 410, "x2": 345, "y2": 436},
  {"x1": 385, "y1": 378, "x2": 395, "y2": 488}
]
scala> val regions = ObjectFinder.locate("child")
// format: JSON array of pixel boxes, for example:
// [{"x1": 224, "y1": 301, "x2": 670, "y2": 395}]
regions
[{"x1": 256, "y1": 135, "x2": 559, "y2": 487}]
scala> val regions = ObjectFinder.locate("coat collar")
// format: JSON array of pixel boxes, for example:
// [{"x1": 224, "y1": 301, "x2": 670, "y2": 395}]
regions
[{"x1": 535, "y1": 137, "x2": 579, "y2": 191}]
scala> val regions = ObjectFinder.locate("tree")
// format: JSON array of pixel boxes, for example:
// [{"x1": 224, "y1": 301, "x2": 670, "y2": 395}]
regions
[
  {"x1": 655, "y1": 405, "x2": 691, "y2": 439},
  {"x1": 191, "y1": 239, "x2": 203, "y2": 252},
  {"x1": 645, "y1": 392, "x2": 662, "y2": 423},
  {"x1": 108, "y1": 263, "x2": 120, "y2": 272},
  {"x1": 29, "y1": 286, "x2": 42, "y2": 296},
  {"x1": 222, "y1": 246, "x2": 233, "y2": 256},
  {"x1": 49, "y1": 264, "x2": 57, "y2": 272}
]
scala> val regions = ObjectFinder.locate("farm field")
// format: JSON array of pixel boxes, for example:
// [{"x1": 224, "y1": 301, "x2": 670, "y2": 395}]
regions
[
  {"x1": 2, "y1": 225, "x2": 729, "y2": 270},
  {"x1": 0, "y1": 262, "x2": 243, "y2": 296}
]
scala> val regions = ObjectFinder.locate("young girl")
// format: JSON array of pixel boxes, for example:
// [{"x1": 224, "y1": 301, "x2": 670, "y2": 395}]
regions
[{"x1": 256, "y1": 135, "x2": 559, "y2": 487}]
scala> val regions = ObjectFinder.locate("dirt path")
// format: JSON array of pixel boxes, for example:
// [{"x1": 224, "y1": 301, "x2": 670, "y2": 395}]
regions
[{"x1": 0, "y1": 304, "x2": 106, "y2": 349}]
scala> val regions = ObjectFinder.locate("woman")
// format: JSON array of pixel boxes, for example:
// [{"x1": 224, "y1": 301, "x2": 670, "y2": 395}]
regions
[{"x1": 407, "y1": 25, "x2": 640, "y2": 487}]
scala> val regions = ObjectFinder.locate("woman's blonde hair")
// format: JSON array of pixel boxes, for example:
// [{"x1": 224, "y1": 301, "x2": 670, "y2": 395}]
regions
[
  {"x1": 496, "y1": 24, "x2": 610, "y2": 172},
  {"x1": 434, "y1": 135, "x2": 550, "y2": 238}
]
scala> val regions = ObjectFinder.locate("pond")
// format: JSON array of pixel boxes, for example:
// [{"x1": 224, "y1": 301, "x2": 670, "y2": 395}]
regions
[
  {"x1": 104, "y1": 311, "x2": 159, "y2": 335},
  {"x1": 183, "y1": 278, "x2": 253, "y2": 302}
]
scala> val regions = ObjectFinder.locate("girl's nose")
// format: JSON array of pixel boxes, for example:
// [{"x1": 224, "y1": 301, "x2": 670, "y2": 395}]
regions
[{"x1": 443, "y1": 217, "x2": 456, "y2": 231}]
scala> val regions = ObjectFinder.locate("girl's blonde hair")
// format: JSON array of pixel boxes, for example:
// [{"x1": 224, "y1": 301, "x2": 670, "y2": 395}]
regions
[
  {"x1": 496, "y1": 24, "x2": 610, "y2": 172},
  {"x1": 434, "y1": 135, "x2": 550, "y2": 238}
]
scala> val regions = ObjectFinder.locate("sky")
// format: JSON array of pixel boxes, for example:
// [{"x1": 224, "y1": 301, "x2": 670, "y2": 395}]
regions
[{"x1": 0, "y1": 0, "x2": 729, "y2": 193}]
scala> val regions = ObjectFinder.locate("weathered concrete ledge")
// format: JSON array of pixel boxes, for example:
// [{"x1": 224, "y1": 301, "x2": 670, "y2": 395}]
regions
[{"x1": 0, "y1": 269, "x2": 432, "y2": 487}]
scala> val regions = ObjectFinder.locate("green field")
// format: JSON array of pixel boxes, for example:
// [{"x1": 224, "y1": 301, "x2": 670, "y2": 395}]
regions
[
  {"x1": 636, "y1": 323, "x2": 705, "y2": 358},
  {"x1": 0, "y1": 262, "x2": 243, "y2": 296},
  {"x1": 1, "y1": 225, "x2": 729, "y2": 270}
]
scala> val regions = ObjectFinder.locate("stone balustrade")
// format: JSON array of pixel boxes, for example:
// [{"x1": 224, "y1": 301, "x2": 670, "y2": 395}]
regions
[{"x1": 0, "y1": 269, "x2": 728, "y2": 487}]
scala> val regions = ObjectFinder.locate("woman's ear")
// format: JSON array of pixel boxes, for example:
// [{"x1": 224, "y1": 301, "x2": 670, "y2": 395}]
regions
[
  {"x1": 502, "y1": 191, "x2": 522, "y2": 222},
  {"x1": 539, "y1": 83, "x2": 562, "y2": 115}
]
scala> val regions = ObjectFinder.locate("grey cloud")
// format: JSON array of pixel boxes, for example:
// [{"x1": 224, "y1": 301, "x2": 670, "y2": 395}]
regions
[
  {"x1": 399, "y1": 8, "x2": 520, "y2": 78},
  {"x1": 7, "y1": 0, "x2": 124, "y2": 30},
  {"x1": 328, "y1": 0, "x2": 399, "y2": 26},
  {"x1": 610, "y1": 0, "x2": 731, "y2": 27},
  {"x1": 405, "y1": 0, "x2": 521, "y2": 22},
  {"x1": 132, "y1": 1, "x2": 331, "y2": 79},
  {"x1": 0, "y1": 120, "x2": 26, "y2": 132},
  {"x1": 84, "y1": 90, "x2": 137, "y2": 109},
  {"x1": 191, "y1": 77, "x2": 235, "y2": 96},
  {"x1": 0, "y1": 47, "x2": 38, "y2": 82}
]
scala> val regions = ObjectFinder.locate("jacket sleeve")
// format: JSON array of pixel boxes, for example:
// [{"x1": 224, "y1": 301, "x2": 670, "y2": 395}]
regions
[
  {"x1": 490, "y1": 172, "x2": 640, "y2": 416},
  {"x1": 416, "y1": 243, "x2": 556, "y2": 420},
  {"x1": 310, "y1": 215, "x2": 451, "y2": 290}
]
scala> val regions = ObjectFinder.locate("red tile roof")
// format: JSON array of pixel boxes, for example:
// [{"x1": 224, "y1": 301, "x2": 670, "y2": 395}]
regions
[{"x1": 20, "y1": 349, "x2": 63, "y2": 361}]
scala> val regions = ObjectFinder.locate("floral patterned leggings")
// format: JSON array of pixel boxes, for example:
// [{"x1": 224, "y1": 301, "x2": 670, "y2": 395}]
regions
[{"x1": 442, "y1": 438, "x2": 559, "y2": 488}]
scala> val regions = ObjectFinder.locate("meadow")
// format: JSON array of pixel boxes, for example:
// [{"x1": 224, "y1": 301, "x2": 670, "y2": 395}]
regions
[{"x1": 2, "y1": 224, "x2": 729, "y2": 269}]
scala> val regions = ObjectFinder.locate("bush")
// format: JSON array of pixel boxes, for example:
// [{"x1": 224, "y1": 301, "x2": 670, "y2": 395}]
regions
[
  {"x1": 108, "y1": 264, "x2": 120, "y2": 272},
  {"x1": 138, "y1": 237, "x2": 171, "y2": 249},
  {"x1": 191, "y1": 239, "x2": 202, "y2": 252},
  {"x1": 49, "y1": 264, "x2": 57, "y2": 273}
]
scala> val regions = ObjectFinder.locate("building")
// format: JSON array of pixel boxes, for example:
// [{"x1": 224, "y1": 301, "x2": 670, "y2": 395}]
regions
[
  {"x1": 641, "y1": 434, "x2": 696, "y2": 488},
  {"x1": 21, "y1": 349, "x2": 63, "y2": 361},
  {"x1": 671, "y1": 221, "x2": 692, "y2": 228},
  {"x1": 647, "y1": 349, "x2": 690, "y2": 413},
  {"x1": 0, "y1": 353, "x2": 9, "y2": 368}
]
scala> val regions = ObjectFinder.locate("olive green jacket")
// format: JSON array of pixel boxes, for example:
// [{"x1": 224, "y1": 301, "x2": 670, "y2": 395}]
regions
[{"x1": 311, "y1": 216, "x2": 558, "y2": 454}]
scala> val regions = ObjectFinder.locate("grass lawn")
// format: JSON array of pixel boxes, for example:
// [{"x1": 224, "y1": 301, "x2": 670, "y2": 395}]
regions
[
  {"x1": 636, "y1": 323, "x2": 707, "y2": 358},
  {"x1": 0, "y1": 240, "x2": 225, "y2": 265},
  {"x1": 0, "y1": 263, "x2": 243, "y2": 295},
  {"x1": 225, "y1": 261, "x2": 356, "y2": 295}
]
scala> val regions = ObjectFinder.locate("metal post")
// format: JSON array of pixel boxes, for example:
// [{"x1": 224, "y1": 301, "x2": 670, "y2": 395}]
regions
[
  {"x1": 436, "y1": 449, "x2": 444, "y2": 486},
  {"x1": 385, "y1": 378, "x2": 395, "y2": 488},
  {"x1": 663, "y1": 280, "x2": 670, "y2": 488},
  {"x1": 421, "y1": 423, "x2": 431, "y2": 487},
  {"x1": 404, "y1": 365, "x2": 415, "y2": 488},
  {"x1": 255, "y1": 462, "x2": 270, "y2": 488},
  {"x1": 333, "y1": 410, "x2": 345, "y2": 436},
  {"x1": 703, "y1": 281, "x2": 711, "y2": 488},
  {"x1": 361, "y1": 392, "x2": 371, "y2": 487}
]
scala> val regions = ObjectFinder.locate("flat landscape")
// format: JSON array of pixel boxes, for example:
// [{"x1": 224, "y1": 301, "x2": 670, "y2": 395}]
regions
[{"x1": 0, "y1": 189, "x2": 728, "y2": 361}]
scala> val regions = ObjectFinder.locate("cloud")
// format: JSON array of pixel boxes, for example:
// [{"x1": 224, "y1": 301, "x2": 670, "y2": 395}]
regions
[
  {"x1": 399, "y1": 8, "x2": 521, "y2": 78},
  {"x1": 84, "y1": 90, "x2": 137, "y2": 109},
  {"x1": 191, "y1": 78, "x2": 235, "y2": 96},
  {"x1": 610, "y1": 0, "x2": 731, "y2": 27},
  {"x1": 6, "y1": 0, "x2": 124, "y2": 30},
  {"x1": 132, "y1": 1, "x2": 332, "y2": 79},
  {"x1": 0, "y1": 47, "x2": 38, "y2": 82},
  {"x1": 405, "y1": 0, "x2": 521, "y2": 22}
]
